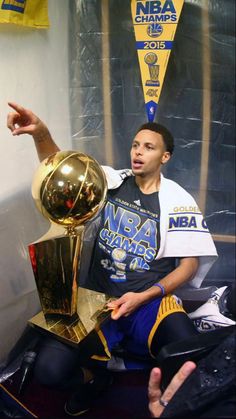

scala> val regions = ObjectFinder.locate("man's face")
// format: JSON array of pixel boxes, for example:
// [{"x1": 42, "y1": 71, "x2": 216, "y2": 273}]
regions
[{"x1": 130, "y1": 129, "x2": 171, "y2": 177}]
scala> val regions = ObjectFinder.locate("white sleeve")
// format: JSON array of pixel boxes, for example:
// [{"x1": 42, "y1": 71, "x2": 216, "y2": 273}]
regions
[{"x1": 101, "y1": 165, "x2": 133, "y2": 189}]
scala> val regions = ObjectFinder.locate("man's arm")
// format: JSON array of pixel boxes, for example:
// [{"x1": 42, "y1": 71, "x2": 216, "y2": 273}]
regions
[
  {"x1": 7, "y1": 102, "x2": 60, "y2": 161},
  {"x1": 107, "y1": 257, "x2": 199, "y2": 319}
]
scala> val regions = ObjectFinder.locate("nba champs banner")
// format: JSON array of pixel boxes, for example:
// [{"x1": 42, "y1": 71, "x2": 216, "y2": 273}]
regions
[
  {"x1": 131, "y1": 0, "x2": 184, "y2": 121},
  {"x1": 0, "y1": 0, "x2": 49, "y2": 28}
]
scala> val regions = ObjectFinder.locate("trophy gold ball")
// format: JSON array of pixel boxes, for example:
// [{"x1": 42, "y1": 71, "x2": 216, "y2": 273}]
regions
[
  {"x1": 32, "y1": 150, "x2": 107, "y2": 231},
  {"x1": 144, "y1": 52, "x2": 157, "y2": 65}
]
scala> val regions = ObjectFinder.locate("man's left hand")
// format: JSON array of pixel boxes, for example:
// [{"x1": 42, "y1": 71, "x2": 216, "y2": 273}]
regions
[{"x1": 107, "y1": 292, "x2": 143, "y2": 320}]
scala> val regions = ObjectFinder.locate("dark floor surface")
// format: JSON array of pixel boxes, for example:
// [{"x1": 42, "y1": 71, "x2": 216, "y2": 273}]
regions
[{"x1": 2, "y1": 368, "x2": 150, "y2": 419}]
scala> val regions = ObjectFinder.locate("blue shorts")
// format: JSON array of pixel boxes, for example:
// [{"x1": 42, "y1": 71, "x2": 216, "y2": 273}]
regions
[{"x1": 92, "y1": 294, "x2": 185, "y2": 362}]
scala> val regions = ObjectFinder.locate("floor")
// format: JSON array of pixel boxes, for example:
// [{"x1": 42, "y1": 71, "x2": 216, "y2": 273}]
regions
[{"x1": 2, "y1": 368, "x2": 150, "y2": 418}]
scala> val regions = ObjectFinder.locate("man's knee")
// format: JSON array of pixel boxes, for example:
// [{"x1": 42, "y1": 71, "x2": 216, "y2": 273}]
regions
[
  {"x1": 150, "y1": 312, "x2": 198, "y2": 357},
  {"x1": 34, "y1": 355, "x2": 65, "y2": 386},
  {"x1": 33, "y1": 338, "x2": 79, "y2": 387}
]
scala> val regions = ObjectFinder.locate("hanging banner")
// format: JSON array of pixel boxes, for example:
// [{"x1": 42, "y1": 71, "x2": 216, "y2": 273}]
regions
[
  {"x1": 0, "y1": 0, "x2": 49, "y2": 28},
  {"x1": 131, "y1": 0, "x2": 184, "y2": 122}
]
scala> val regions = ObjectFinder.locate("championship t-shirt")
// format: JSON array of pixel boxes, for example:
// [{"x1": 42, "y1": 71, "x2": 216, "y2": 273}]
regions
[{"x1": 89, "y1": 177, "x2": 176, "y2": 296}]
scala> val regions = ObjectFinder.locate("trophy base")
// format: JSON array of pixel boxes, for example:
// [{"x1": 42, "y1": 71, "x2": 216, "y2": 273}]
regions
[{"x1": 28, "y1": 287, "x2": 114, "y2": 347}]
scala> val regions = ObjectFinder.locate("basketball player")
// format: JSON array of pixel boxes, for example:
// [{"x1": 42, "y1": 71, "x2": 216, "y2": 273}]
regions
[{"x1": 7, "y1": 102, "x2": 217, "y2": 416}]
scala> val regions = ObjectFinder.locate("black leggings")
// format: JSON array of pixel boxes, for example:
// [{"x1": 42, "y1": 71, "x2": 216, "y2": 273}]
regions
[
  {"x1": 34, "y1": 337, "x2": 82, "y2": 389},
  {"x1": 34, "y1": 330, "x2": 108, "y2": 389},
  {"x1": 150, "y1": 312, "x2": 199, "y2": 357}
]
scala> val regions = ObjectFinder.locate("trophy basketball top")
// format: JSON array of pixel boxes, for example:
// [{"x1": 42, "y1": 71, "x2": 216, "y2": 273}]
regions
[{"x1": 32, "y1": 150, "x2": 107, "y2": 232}]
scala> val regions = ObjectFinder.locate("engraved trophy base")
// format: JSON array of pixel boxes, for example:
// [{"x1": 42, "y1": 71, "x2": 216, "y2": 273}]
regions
[{"x1": 28, "y1": 287, "x2": 114, "y2": 347}]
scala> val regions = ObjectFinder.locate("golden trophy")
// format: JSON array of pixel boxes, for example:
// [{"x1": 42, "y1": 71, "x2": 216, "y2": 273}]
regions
[
  {"x1": 28, "y1": 151, "x2": 113, "y2": 346},
  {"x1": 144, "y1": 52, "x2": 160, "y2": 87}
]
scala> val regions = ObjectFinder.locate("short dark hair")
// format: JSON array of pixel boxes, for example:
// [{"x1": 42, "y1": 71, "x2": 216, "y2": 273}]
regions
[{"x1": 136, "y1": 122, "x2": 174, "y2": 155}]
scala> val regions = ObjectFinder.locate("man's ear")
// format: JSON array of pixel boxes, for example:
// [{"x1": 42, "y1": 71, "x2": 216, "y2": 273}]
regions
[{"x1": 161, "y1": 151, "x2": 171, "y2": 165}]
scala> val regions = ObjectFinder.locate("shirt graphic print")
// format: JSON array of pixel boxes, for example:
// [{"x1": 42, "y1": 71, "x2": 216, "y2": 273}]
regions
[{"x1": 91, "y1": 177, "x2": 175, "y2": 296}]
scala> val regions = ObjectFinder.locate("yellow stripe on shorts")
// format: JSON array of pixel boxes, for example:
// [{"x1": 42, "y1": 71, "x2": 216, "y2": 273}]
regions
[
  {"x1": 91, "y1": 329, "x2": 112, "y2": 361},
  {"x1": 148, "y1": 294, "x2": 185, "y2": 358}
]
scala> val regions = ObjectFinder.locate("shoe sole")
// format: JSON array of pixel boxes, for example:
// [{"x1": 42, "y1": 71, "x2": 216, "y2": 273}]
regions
[{"x1": 64, "y1": 404, "x2": 90, "y2": 417}]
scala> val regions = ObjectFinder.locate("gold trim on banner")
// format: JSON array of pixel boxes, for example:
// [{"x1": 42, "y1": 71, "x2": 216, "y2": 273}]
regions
[
  {"x1": 102, "y1": 0, "x2": 114, "y2": 166},
  {"x1": 213, "y1": 235, "x2": 236, "y2": 243},
  {"x1": 199, "y1": 1, "x2": 211, "y2": 214}
]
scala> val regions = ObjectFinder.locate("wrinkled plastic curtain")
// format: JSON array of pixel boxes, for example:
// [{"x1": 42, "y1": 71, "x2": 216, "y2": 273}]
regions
[{"x1": 68, "y1": 0, "x2": 235, "y2": 284}]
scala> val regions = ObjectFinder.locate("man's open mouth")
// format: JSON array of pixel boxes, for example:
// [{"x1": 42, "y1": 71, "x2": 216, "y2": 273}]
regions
[{"x1": 132, "y1": 159, "x2": 143, "y2": 169}]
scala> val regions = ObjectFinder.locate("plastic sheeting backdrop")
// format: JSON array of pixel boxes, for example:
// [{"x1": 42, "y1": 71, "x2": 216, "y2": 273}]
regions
[{"x1": 68, "y1": 0, "x2": 235, "y2": 284}]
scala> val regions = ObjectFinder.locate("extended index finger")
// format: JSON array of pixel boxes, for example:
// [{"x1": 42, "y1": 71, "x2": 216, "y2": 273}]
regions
[
  {"x1": 8, "y1": 102, "x2": 28, "y2": 116},
  {"x1": 163, "y1": 361, "x2": 196, "y2": 402}
]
